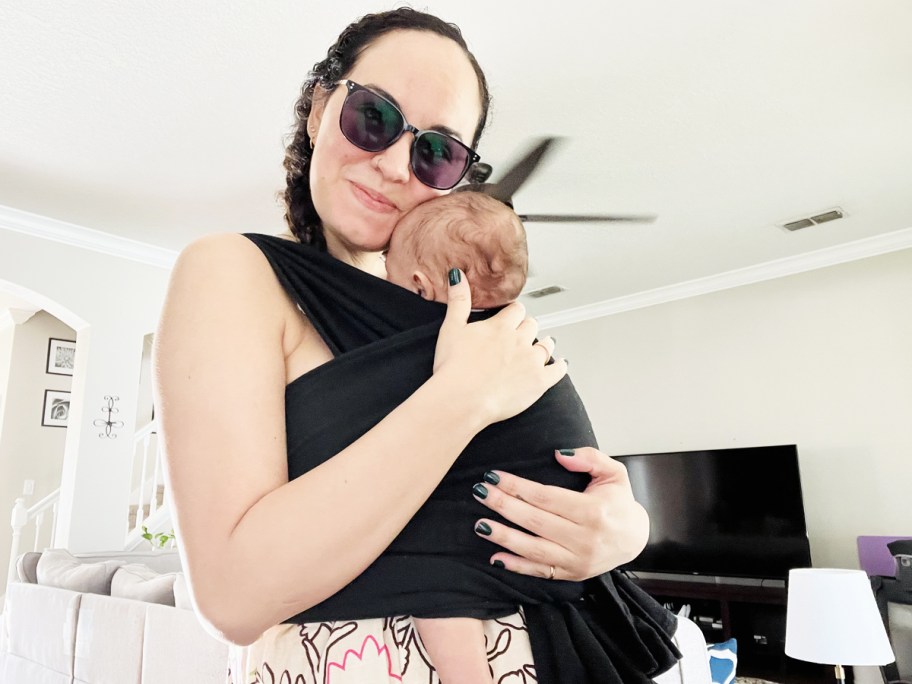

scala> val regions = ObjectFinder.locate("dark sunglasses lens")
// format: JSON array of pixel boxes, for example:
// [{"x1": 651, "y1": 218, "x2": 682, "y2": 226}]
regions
[
  {"x1": 340, "y1": 88, "x2": 403, "y2": 151},
  {"x1": 412, "y1": 132, "x2": 470, "y2": 189}
]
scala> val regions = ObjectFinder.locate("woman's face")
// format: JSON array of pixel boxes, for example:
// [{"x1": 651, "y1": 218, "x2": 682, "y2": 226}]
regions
[{"x1": 307, "y1": 30, "x2": 483, "y2": 261}]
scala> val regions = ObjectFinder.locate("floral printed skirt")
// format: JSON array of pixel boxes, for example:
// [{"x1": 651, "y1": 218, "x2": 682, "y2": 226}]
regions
[{"x1": 227, "y1": 610, "x2": 536, "y2": 684}]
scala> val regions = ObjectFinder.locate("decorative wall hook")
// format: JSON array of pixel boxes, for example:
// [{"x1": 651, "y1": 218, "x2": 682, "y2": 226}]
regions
[{"x1": 93, "y1": 395, "x2": 125, "y2": 439}]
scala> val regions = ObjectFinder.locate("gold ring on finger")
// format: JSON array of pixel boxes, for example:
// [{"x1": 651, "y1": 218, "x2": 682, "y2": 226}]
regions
[
  {"x1": 535, "y1": 342, "x2": 552, "y2": 366},
  {"x1": 548, "y1": 565, "x2": 555, "y2": 580}
]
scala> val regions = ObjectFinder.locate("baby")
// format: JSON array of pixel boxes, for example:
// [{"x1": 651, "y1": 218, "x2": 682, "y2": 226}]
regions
[
  {"x1": 384, "y1": 191, "x2": 531, "y2": 683},
  {"x1": 384, "y1": 190, "x2": 528, "y2": 311}
]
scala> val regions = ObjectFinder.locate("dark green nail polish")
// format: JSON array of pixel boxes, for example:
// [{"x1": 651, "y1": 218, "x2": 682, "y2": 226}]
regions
[
  {"x1": 475, "y1": 521, "x2": 492, "y2": 536},
  {"x1": 483, "y1": 471, "x2": 500, "y2": 485},
  {"x1": 492, "y1": 560, "x2": 505, "y2": 569},
  {"x1": 472, "y1": 483, "x2": 488, "y2": 499},
  {"x1": 448, "y1": 268, "x2": 461, "y2": 286},
  {"x1": 559, "y1": 449, "x2": 576, "y2": 456}
]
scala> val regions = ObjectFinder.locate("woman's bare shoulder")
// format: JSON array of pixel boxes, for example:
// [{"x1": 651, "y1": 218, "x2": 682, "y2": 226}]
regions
[
  {"x1": 166, "y1": 232, "x2": 329, "y2": 378},
  {"x1": 172, "y1": 232, "x2": 287, "y2": 300},
  {"x1": 176, "y1": 231, "x2": 269, "y2": 268}
]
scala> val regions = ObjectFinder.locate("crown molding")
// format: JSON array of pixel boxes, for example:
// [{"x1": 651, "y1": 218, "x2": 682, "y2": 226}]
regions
[
  {"x1": 3, "y1": 203, "x2": 910, "y2": 328},
  {"x1": 0, "y1": 204, "x2": 178, "y2": 270},
  {"x1": 539, "y1": 227, "x2": 912, "y2": 330}
]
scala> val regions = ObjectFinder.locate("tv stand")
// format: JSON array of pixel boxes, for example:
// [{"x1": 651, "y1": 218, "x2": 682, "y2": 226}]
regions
[{"x1": 632, "y1": 575, "x2": 827, "y2": 683}]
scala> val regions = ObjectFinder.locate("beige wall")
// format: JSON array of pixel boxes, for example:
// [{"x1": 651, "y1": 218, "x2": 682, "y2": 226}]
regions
[
  {"x1": 0, "y1": 311, "x2": 76, "y2": 590},
  {"x1": 549, "y1": 247, "x2": 912, "y2": 570}
]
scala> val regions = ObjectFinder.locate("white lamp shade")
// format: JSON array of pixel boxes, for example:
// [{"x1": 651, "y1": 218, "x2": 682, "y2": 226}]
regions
[{"x1": 786, "y1": 568, "x2": 895, "y2": 666}]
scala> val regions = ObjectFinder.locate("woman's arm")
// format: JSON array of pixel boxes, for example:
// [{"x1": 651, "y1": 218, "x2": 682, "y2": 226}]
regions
[{"x1": 152, "y1": 233, "x2": 564, "y2": 646}]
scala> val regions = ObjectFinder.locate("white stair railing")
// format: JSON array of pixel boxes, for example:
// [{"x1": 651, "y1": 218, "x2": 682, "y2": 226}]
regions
[
  {"x1": 125, "y1": 419, "x2": 169, "y2": 546},
  {"x1": 7, "y1": 488, "x2": 59, "y2": 587}
]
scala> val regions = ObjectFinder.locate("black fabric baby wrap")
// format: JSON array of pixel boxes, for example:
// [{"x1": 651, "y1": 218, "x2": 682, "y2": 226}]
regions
[{"x1": 244, "y1": 233, "x2": 681, "y2": 683}]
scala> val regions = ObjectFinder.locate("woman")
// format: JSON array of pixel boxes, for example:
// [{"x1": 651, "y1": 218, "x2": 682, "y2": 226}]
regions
[{"x1": 153, "y1": 8, "x2": 659, "y2": 683}]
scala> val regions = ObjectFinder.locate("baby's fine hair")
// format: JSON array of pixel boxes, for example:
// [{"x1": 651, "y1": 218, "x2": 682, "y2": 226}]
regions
[{"x1": 403, "y1": 192, "x2": 528, "y2": 308}]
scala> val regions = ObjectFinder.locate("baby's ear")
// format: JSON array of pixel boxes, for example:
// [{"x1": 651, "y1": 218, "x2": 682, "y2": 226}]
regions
[{"x1": 413, "y1": 271, "x2": 436, "y2": 301}]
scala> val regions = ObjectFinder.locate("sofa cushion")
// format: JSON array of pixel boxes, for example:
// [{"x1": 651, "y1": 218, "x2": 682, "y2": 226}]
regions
[
  {"x1": 0, "y1": 651, "x2": 75, "y2": 684},
  {"x1": 173, "y1": 572, "x2": 193, "y2": 610},
  {"x1": 3, "y1": 582, "x2": 81, "y2": 679},
  {"x1": 36, "y1": 549, "x2": 124, "y2": 595},
  {"x1": 15, "y1": 551, "x2": 41, "y2": 584},
  {"x1": 142, "y1": 602, "x2": 229, "y2": 683},
  {"x1": 73, "y1": 593, "x2": 146, "y2": 684},
  {"x1": 111, "y1": 564, "x2": 178, "y2": 606}
]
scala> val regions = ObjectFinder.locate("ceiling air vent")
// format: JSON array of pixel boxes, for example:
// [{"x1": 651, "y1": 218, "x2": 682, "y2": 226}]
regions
[
  {"x1": 524, "y1": 285, "x2": 566, "y2": 299},
  {"x1": 810, "y1": 209, "x2": 844, "y2": 224},
  {"x1": 782, "y1": 218, "x2": 815, "y2": 232},
  {"x1": 781, "y1": 207, "x2": 845, "y2": 232}
]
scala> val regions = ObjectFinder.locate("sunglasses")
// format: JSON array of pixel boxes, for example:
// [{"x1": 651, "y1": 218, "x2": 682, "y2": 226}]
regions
[{"x1": 336, "y1": 79, "x2": 480, "y2": 190}]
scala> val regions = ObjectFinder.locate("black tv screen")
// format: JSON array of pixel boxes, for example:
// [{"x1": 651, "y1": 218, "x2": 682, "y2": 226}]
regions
[{"x1": 615, "y1": 445, "x2": 812, "y2": 579}]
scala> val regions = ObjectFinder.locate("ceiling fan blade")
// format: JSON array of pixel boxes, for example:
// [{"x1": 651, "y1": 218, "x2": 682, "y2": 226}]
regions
[
  {"x1": 519, "y1": 213, "x2": 657, "y2": 223},
  {"x1": 489, "y1": 137, "x2": 562, "y2": 203}
]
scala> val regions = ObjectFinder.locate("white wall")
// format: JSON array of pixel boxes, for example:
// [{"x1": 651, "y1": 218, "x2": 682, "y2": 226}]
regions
[
  {"x1": 0, "y1": 227, "x2": 170, "y2": 554},
  {"x1": 0, "y1": 323, "x2": 14, "y2": 439},
  {"x1": 550, "y1": 247, "x2": 912, "y2": 569},
  {"x1": 0, "y1": 311, "x2": 75, "y2": 591}
]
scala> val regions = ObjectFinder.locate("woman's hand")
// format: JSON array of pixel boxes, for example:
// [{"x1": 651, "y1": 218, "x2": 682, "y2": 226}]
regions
[
  {"x1": 471, "y1": 447, "x2": 649, "y2": 581},
  {"x1": 433, "y1": 268, "x2": 567, "y2": 426}
]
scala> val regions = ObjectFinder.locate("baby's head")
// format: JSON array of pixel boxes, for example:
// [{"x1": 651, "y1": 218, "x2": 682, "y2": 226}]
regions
[{"x1": 384, "y1": 192, "x2": 528, "y2": 308}]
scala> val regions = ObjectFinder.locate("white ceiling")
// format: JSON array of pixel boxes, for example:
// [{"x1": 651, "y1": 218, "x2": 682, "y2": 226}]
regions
[{"x1": 2, "y1": 1, "x2": 911, "y2": 316}]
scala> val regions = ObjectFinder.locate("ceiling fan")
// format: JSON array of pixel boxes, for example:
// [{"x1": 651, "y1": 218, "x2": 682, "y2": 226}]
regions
[{"x1": 455, "y1": 137, "x2": 656, "y2": 225}]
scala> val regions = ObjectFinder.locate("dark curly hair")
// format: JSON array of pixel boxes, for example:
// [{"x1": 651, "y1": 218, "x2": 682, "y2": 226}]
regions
[{"x1": 282, "y1": 8, "x2": 492, "y2": 249}]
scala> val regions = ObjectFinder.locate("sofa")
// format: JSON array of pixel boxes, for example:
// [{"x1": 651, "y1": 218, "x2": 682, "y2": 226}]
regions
[
  {"x1": 0, "y1": 548, "x2": 228, "y2": 684},
  {"x1": 0, "y1": 548, "x2": 713, "y2": 684}
]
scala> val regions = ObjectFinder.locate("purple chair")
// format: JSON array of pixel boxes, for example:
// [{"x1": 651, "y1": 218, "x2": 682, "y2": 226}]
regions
[{"x1": 857, "y1": 535, "x2": 912, "y2": 578}]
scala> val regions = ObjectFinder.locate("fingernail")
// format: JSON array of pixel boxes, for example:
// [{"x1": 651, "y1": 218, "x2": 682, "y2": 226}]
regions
[
  {"x1": 483, "y1": 471, "x2": 500, "y2": 485},
  {"x1": 472, "y1": 483, "x2": 489, "y2": 499},
  {"x1": 475, "y1": 521, "x2": 492, "y2": 536},
  {"x1": 492, "y1": 560, "x2": 505, "y2": 569},
  {"x1": 565, "y1": 358, "x2": 569, "y2": 367},
  {"x1": 448, "y1": 268, "x2": 461, "y2": 286},
  {"x1": 559, "y1": 449, "x2": 576, "y2": 456}
]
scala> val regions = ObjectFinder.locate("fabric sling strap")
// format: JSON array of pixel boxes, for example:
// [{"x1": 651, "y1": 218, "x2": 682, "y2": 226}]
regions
[{"x1": 243, "y1": 232, "x2": 681, "y2": 683}]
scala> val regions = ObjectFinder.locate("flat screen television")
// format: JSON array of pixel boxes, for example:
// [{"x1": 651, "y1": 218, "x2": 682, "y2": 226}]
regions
[{"x1": 615, "y1": 445, "x2": 812, "y2": 580}]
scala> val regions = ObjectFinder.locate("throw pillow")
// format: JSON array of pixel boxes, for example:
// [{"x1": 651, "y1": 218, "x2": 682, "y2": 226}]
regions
[
  {"x1": 16, "y1": 551, "x2": 41, "y2": 584},
  {"x1": 36, "y1": 548, "x2": 124, "y2": 595},
  {"x1": 111, "y1": 563, "x2": 178, "y2": 606},
  {"x1": 707, "y1": 638, "x2": 738, "y2": 684}
]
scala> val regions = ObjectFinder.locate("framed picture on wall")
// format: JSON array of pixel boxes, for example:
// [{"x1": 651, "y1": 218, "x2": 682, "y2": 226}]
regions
[
  {"x1": 46, "y1": 338, "x2": 77, "y2": 376},
  {"x1": 42, "y1": 390, "x2": 71, "y2": 428}
]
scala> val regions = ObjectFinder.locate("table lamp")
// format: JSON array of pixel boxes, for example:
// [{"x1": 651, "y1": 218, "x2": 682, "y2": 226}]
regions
[{"x1": 786, "y1": 568, "x2": 895, "y2": 683}]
